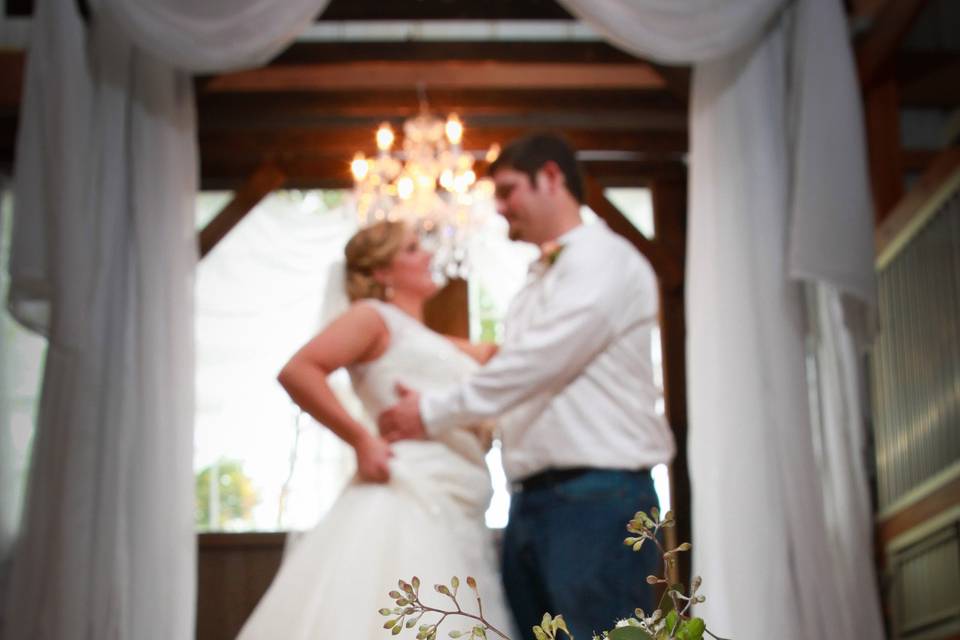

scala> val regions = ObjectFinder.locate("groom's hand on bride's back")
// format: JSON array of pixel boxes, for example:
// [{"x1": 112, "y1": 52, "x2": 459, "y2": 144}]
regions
[{"x1": 378, "y1": 383, "x2": 427, "y2": 442}]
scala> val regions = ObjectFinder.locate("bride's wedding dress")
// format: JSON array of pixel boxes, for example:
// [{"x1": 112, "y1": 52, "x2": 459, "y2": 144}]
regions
[{"x1": 237, "y1": 301, "x2": 513, "y2": 640}]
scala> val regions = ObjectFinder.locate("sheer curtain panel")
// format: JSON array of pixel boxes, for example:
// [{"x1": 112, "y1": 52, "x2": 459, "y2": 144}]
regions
[{"x1": 2, "y1": 0, "x2": 329, "y2": 638}]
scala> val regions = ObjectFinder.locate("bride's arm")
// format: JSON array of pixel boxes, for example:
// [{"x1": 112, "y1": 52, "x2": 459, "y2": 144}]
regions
[
  {"x1": 278, "y1": 303, "x2": 393, "y2": 482},
  {"x1": 447, "y1": 337, "x2": 499, "y2": 364}
]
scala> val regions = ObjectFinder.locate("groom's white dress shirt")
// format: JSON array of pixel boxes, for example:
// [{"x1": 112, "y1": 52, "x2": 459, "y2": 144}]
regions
[{"x1": 420, "y1": 221, "x2": 676, "y2": 482}]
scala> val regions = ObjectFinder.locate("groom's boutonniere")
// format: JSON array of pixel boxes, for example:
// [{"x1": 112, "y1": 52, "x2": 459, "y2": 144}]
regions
[{"x1": 540, "y1": 241, "x2": 566, "y2": 268}]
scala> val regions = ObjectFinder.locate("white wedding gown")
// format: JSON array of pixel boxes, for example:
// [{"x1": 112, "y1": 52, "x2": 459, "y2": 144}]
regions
[{"x1": 237, "y1": 301, "x2": 513, "y2": 640}]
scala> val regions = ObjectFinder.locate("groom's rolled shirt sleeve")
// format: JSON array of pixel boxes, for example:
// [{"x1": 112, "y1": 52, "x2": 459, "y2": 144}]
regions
[{"x1": 419, "y1": 243, "x2": 623, "y2": 435}]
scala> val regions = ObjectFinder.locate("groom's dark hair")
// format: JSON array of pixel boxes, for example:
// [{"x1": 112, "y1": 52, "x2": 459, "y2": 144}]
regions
[{"x1": 487, "y1": 132, "x2": 584, "y2": 204}]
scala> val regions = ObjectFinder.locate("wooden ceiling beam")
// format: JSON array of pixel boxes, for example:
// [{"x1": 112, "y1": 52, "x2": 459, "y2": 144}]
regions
[
  {"x1": 198, "y1": 162, "x2": 287, "y2": 258},
  {"x1": 204, "y1": 61, "x2": 667, "y2": 93},
  {"x1": 6, "y1": 0, "x2": 575, "y2": 19},
  {"x1": 0, "y1": 115, "x2": 17, "y2": 171},
  {"x1": 272, "y1": 41, "x2": 639, "y2": 65},
  {"x1": 198, "y1": 106, "x2": 687, "y2": 133},
  {"x1": 896, "y1": 52, "x2": 960, "y2": 107},
  {"x1": 901, "y1": 148, "x2": 938, "y2": 174},
  {"x1": 0, "y1": 51, "x2": 24, "y2": 112},
  {"x1": 196, "y1": 88, "x2": 681, "y2": 118},
  {"x1": 200, "y1": 156, "x2": 686, "y2": 191},
  {"x1": 849, "y1": 0, "x2": 889, "y2": 21},
  {"x1": 198, "y1": 127, "x2": 686, "y2": 154},
  {"x1": 856, "y1": 0, "x2": 931, "y2": 90},
  {"x1": 317, "y1": 0, "x2": 573, "y2": 21}
]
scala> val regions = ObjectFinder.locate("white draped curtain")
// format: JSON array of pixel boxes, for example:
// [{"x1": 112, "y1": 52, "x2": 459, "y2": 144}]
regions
[
  {"x1": 2, "y1": 0, "x2": 329, "y2": 638},
  {"x1": 557, "y1": 0, "x2": 883, "y2": 638}
]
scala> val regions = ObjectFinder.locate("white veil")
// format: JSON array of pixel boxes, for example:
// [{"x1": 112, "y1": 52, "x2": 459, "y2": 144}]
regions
[{"x1": 318, "y1": 258, "x2": 350, "y2": 329}]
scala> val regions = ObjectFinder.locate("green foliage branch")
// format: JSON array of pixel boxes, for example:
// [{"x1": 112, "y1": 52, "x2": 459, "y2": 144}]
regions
[{"x1": 379, "y1": 507, "x2": 733, "y2": 640}]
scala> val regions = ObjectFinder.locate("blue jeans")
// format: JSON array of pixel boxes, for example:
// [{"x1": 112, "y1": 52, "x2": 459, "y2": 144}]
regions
[{"x1": 501, "y1": 469, "x2": 659, "y2": 640}]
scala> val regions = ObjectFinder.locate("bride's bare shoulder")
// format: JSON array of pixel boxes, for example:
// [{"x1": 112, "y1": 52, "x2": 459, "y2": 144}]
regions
[{"x1": 300, "y1": 301, "x2": 391, "y2": 366}]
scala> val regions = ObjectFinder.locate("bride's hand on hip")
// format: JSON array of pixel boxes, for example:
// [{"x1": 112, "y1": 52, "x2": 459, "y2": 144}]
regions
[{"x1": 354, "y1": 434, "x2": 394, "y2": 483}]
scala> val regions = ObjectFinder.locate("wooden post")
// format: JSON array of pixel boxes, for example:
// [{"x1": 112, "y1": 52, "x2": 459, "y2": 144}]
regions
[
  {"x1": 583, "y1": 174, "x2": 683, "y2": 290},
  {"x1": 198, "y1": 163, "x2": 287, "y2": 259},
  {"x1": 651, "y1": 177, "x2": 691, "y2": 588},
  {"x1": 424, "y1": 278, "x2": 470, "y2": 338},
  {"x1": 864, "y1": 78, "x2": 904, "y2": 223}
]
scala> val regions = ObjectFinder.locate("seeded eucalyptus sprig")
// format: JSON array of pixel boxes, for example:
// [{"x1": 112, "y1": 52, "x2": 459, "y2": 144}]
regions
[
  {"x1": 378, "y1": 508, "x2": 730, "y2": 640},
  {"x1": 379, "y1": 575, "x2": 511, "y2": 640},
  {"x1": 602, "y1": 508, "x2": 729, "y2": 640}
]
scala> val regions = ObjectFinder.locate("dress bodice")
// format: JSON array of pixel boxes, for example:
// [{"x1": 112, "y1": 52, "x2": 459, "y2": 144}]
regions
[{"x1": 347, "y1": 300, "x2": 489, "y2": 466}]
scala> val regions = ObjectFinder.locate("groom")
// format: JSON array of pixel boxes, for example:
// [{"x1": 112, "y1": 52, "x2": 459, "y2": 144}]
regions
[{"x1": 378, "y1": 133, "x2": 675, "y2": 639}]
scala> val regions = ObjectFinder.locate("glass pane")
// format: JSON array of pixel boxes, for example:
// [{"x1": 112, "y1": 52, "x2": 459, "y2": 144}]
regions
[
  {"x1": 1, "y1": 187, "x2": 47, "y2": 549},
  {"x1": 604, "y1": 187, "x2": 655, "y2": 239},
  {"x1": 195, "y1": 191, "x2": 234, "y2": 230}
]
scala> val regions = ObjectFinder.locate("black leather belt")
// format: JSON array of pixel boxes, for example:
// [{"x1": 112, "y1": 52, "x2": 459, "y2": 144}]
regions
[
  {"x1": 515, "y1": 467, "x2": 650, "y2": 492},
  {"x1": 515, "y1": 467, "x2": 594, "y2": 492}
]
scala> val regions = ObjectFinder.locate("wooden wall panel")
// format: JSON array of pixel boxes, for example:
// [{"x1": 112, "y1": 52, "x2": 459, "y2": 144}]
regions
[{"x1": 197, "y1": 533, "x2": 286, "y2": 640}]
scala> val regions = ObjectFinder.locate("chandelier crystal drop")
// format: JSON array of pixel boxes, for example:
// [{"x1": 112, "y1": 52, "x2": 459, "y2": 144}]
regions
[{"x1": 350, "y1": 107, "x2": 498, "y2": 281}]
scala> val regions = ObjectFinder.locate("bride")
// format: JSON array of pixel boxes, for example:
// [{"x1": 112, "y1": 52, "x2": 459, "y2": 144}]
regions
[{"x1": 237, "y1": 221, "x2": 512, "y2": 640}]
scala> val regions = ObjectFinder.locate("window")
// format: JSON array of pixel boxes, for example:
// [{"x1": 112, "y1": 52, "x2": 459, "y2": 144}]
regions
[
  {"x1": 194, "y1": 190, "x2": 360, "y2": 531},
  {"x1": 604, "y1": 187, "x2": 656, "y2": 239},
  {"x1": 0, "y1": 187, "x2": 47, "y2": 548}
]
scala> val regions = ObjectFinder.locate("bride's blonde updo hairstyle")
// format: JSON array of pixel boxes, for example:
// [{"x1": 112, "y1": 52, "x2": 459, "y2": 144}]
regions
[{"x1": 344, "y1": 220, "x2": 407, "y2": 302}]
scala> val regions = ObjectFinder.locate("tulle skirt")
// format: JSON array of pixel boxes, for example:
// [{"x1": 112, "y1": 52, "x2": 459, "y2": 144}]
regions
[{"x1": 237, "y1": 441, "x2": 513, "y2": 640}]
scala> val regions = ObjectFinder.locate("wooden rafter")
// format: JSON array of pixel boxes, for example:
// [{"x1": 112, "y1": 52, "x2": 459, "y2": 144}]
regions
[
  {"x1": 849, "y1": 0, "x2": 888, "y2": 21},
  {"x1": 204, "y1": 61, "x2": 667, "y2": 93},
  {"x1": 200, "y1": 157, "x2": 686, "y2": 192},
  {"x1": 199, "y1": 128, "x2": 686, "y2": 157},
  {"x1": 896, "y1": 52, "x2": 960, "y2": 108},
  {"x1": 272, "y1": 41, "x2": 639, "y2": 65},
  {"x1": 6, "y1": 0, "x2": 576, "y2": 19},
  {"x1": 864, "y1": 79, "x2": 904, "y2": 221},
  {"x1": 0, "y1": 51, "x2": 24, "y2": 111},
  {"x1": 198, "y1": 162, "x2": 286, "y2": 258},
  {"x1": 197, "y1": 89, "x2": 682, "y2": 125},
  {"x1": 582, "y1": 174, "x2": 682, "y2": 289},
  {"x1": 317, "y1": 0, "x2": 574, "y2": 21},
  {"x1": 856, "y1": 0, "x2": 931, "y2": 90},
  {"x1": 199, "y1": 105, "x2": 687, "y2": 133}
]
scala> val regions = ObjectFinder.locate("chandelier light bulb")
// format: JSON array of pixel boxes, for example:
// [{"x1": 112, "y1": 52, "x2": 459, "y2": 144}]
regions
[
  {"x1": 440, "y1": 169, "x2": 454, "y2": 191},
  {"x1": 376, "y1": 123, "x2": 395, "y2": 152},
  {"x1": 445, "y1": 114, "x2": 464, "y2": 146},
  {"x1": 351, "y1": 153, "x2": 369, "y2": 181},
  {"x1": 397, "y1": 176, "x2": 415, "y2": 200},
  {"x1": 485, "y1": 143, "x2": 501, "y2": 163}
]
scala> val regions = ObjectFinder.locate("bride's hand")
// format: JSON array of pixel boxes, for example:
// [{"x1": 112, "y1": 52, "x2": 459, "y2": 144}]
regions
[{"x1": 354, "y1": 434, "x2": 393, "y2": 483}]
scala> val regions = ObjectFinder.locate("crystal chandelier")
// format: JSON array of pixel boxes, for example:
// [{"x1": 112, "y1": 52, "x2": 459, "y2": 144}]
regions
[{"x1": 350, "y1": 106, "x2": 498, "y2": 280}]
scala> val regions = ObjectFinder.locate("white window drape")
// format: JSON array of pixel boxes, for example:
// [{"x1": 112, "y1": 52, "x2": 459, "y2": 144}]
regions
[
  {"x1": 2, "y1": 0, "x2": 329, "y2": 638},
  {"x1": 557, "y1": 1, "x2": 883, "y2": 638}
]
